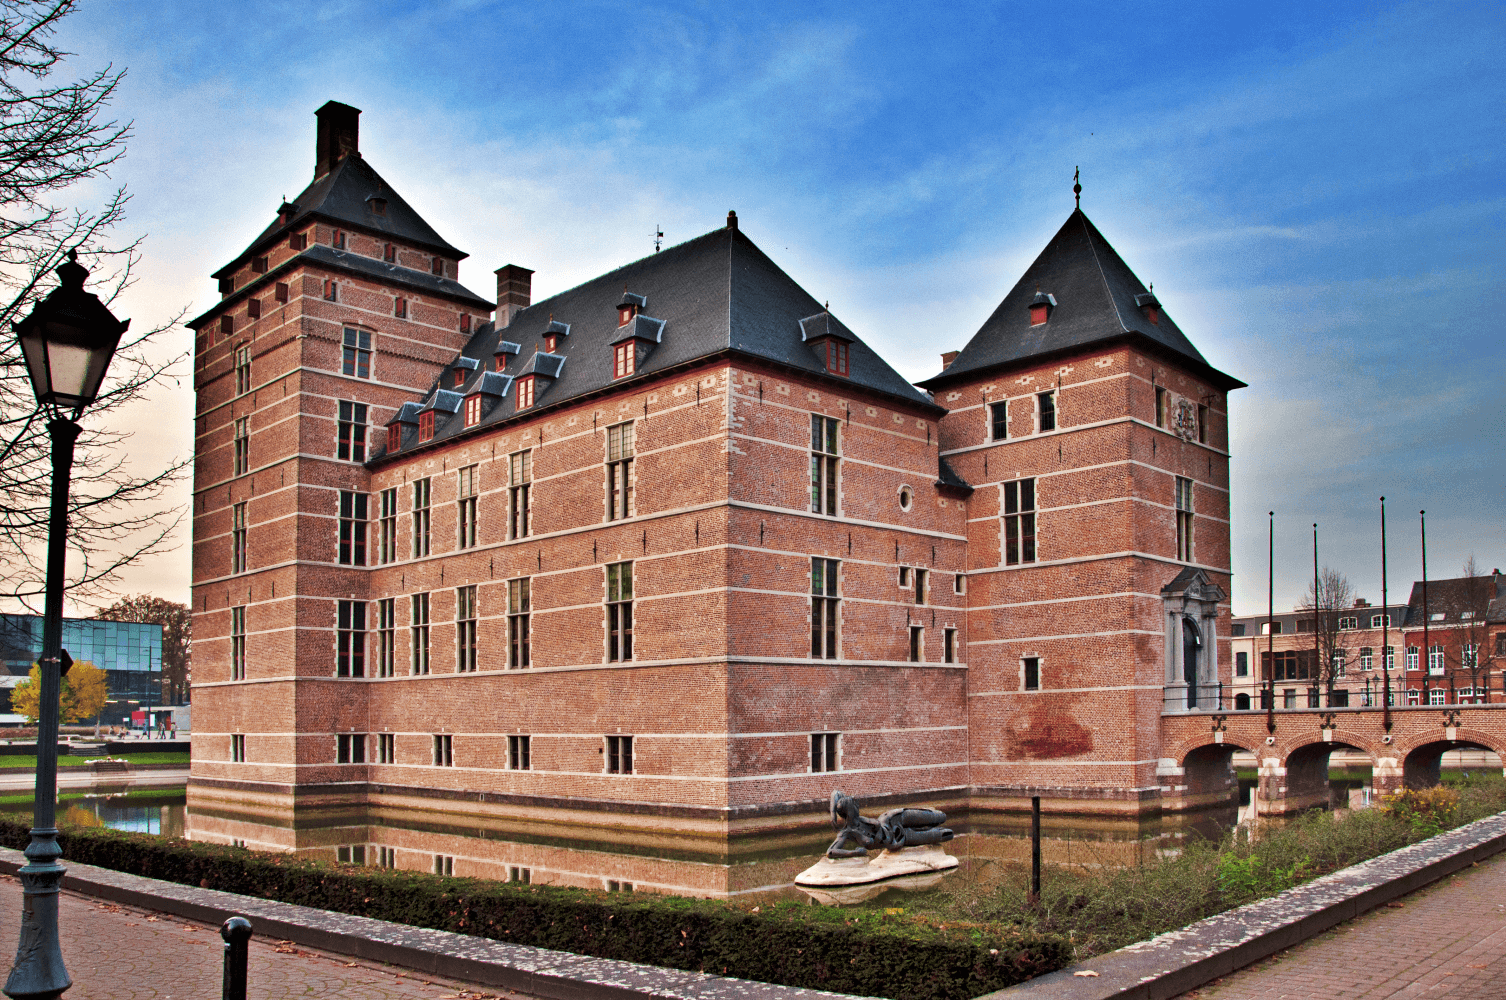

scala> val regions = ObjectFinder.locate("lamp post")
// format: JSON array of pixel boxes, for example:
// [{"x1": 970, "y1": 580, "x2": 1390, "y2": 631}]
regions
[{"x1": 6, "y1": 250, "x2": 128, "y2": 1000}]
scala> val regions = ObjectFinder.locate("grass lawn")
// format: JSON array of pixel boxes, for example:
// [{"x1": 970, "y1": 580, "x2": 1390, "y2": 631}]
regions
[{"x1": 0, "y1": 752, "x2": 188, "y2": 769}]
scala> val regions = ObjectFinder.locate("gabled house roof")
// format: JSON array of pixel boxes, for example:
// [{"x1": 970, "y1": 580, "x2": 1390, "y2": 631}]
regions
[
  {"x1": 380, "y1": 222, "x2": 942, "y2": 458},
  {"x1": 1402, "y1": 575, "x2": 1499, "y2": 628},
  {"x1": 918, "y1": 209, "x2": 1244, "y2": 393}
]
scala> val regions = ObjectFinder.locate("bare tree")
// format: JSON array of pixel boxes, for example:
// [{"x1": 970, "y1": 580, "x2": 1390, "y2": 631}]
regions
[
  {"x1": 1299, "y1": 566, "x2": 1354, "y2": 698},
  {"x1": 0, "y1": 1, "x2": 188, "y2": 613},
  {"x1": 1457, "y1": 555, "x2": 1491, "y2": 703},
  {"x1": 93, "y1": 594, "x2": 190, "y2": 704}
]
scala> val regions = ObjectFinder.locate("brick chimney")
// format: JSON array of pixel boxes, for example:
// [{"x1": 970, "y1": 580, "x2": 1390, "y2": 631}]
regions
[
  {"x1": 940, "y1": 351, "x2": 959, "y2": 370},
  {"x1": 315, "y1": 101, "x2": 361, "y2": 178},
  {"x1": 495, "y1": 265, "x2": 534, "y2": 329}
]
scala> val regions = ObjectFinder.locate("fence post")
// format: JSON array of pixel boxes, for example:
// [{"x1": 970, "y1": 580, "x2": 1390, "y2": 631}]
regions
[
  {"x1": 1030, "y1": 795, "x2": 1041, "y2": 903},
  {"x1": 221, "y1": 916, "x2": 252, "y2": 1000}
]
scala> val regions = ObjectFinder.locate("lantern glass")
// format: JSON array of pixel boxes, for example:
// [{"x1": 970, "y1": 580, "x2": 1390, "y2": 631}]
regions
[{"x1": 12, "y1": 252, "x2": 127, "y2": 411}]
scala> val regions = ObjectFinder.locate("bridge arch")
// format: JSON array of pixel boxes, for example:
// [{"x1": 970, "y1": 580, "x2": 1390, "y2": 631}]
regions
[{"x1": 1395, "y1": 734, "x2": 1506, "y2": 790}]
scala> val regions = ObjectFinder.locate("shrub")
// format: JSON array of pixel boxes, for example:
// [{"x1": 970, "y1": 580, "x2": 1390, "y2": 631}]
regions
[
  {"x1": 1381, "y1": 786, "x2": 1460, "y2": 837},
  {"x1": 0, "y1": 819, "x2": 1068, "y2": 1000}
]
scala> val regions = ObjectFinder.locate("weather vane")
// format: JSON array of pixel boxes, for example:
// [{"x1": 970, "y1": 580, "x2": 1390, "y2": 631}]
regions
[
  {"x1": 654, "y1": 226, "x2": 663, "y2": 253},
  {"x1": 1074, "y1": 167, "x2": 1081, "y2": 209}
]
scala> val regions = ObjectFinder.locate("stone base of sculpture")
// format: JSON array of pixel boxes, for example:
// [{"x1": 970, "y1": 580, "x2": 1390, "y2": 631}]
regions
[{"x1": 795, "y1": 844, "x2": 959, "y2": 887}]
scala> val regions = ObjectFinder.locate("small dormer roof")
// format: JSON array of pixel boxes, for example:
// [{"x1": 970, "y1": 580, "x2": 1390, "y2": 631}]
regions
[
  {"x1": 454, "y1": 356, "x2": 479, "y2": 371},
  {"x1": 519, "y1": 352, "x2": 566, "y2": 379},
  {"x1": 1134, "y1": 291, "x2": 1160, "y2": 309},
  {"x1": 618, "y1": 291, "x2": 647, "y2": 309},
  {"x1": 544, "y1": 318, "x2": 570, "y2": 338},
  {"x1": 610, "y1": 314, "x2": 665, "y2": 346},
  {"x1": 477, "y1": 371, "x2": 512, "y2": 397},
  {"x1": 494, "y1": 340, "x2": 522, "y2": 357},
  {"x1": 1031, "y1": 290, "x2": 1057, "y2": 308},
  {"x1": 799, "y1": 311, "x2": 855, "y2": 344},
  {"x1": 390, "y1": 401, "x2": 423, "y2": 426},
  {"x1": 430, "y1": 390, "x2": 463, "y2": 414}
]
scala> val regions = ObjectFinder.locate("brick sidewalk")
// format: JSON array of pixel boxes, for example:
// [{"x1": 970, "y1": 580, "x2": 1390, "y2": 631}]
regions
[
  {"x1": 1179, "y1": 852, "x2": 1506, "y2": 999},
  {"x1": 0, "y1": 872, "x2": 538, "y2": 1000}
]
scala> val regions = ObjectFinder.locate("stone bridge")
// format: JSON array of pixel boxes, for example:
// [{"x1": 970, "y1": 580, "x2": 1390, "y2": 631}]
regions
[{"x1": 1159, "y1": 705, "x2": 1506, "y2": 815}]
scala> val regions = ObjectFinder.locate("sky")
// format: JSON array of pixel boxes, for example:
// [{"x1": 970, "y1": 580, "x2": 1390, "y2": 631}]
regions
[{"x1": 44, "y1": 0, "x2": 1506, "y2": 615}]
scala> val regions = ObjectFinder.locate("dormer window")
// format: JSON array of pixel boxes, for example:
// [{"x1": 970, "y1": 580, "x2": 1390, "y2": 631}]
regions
[
  {"x1": 823, "y1": 340, "x2": 849, "y2": 376},
  {"x1": 1028, "y1": 290, "x2": 1055, "y2": 326},
  {"x1": 618, "y1": 305, "x2": 636, "y2": 326},
  {"x1": 332, "y1": 229, "x2": 346, "y2": 250},
  {"x1": 516, "y1": 376, "x2": 535, "y2": 410},
  {"x1": 384, "y1": 243, "x2": 396, "y2": 263},
  {"x1": 544, "y1": 334, "x2": 557, "y2": 353},
  {"x1": 452, "y1": 368, "x2": 466, "y2": 388},
  {"x1": 431, "y1": 257, "x2": 444, "y2": 276},
  {"x1": 251, "y1": 256, "x2": 268, "y2": 274},
  {"x1": 494, "y1": 353, "x2": 507, "y2": 371},
  {"x1": 368, "y1": 197, "x2": 387, "y2": 216},
  {"x1": 219, "y1": 277, "x2": 234, "y2": 295},
  {"x1": 1135, "y1": 291, "x2": 1161, "y2": 326},
  {"x1": 387, "y1": 425, "x2": 401, "y2": 453},
  {"x1": 290, "y1": 231, "x2": 308, "y2": 251},
  {"x1": 464, "y1": 394, "x2": 482, "y2": 427},
  {"x1": 461, "y1": 314, "x2": 471, "y2": 333},
  {"x1": 418, "y1": 410, "x2": 435, "y2": 442},
  {"x1": 614, "y1": 342, "x2": 635, "y2": 378},
  {"x1": 394, "y1": 297, "x2": 407, "y2": 318},
  {"x1": 617, "y1": 292, "x2": 646, "y2": 327}
]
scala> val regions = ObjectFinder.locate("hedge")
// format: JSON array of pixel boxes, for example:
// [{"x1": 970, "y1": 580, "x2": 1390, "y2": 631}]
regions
[{"x1": 0, "y1": 820, "x2": 1068, "y2": 999}]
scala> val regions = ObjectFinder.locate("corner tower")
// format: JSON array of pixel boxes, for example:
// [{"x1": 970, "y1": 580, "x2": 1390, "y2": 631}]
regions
[
  {"x1": 920, "y1": 208, "x2": 1245, "y2": 818},
  {"x1": 187, "y1": 102, "x2": 495, "y2": 814}
]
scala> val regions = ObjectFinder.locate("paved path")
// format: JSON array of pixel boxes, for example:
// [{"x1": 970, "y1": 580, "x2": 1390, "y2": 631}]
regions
[
  {"x1": 1179, "y1": 851, "x2": 1506, "y2": 999},
  {"x1": 0, "y1": 872, "x2": 538, "y2": 1000}
]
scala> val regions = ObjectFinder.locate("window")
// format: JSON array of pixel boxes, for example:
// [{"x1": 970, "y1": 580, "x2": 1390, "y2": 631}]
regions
[
  {"x1": 811, "y1": 557, "x2": 839, "y2": 659},
  {"x1": 332, "y1": 229, "x2": 346, "y2": 249},
  {"x1": 516, "y1": 376, "x2": 535, "y2": 409},
  {"x1": 460, "y1": 314, "x2": 471, "y2": 333},
  {"x1": 323, "y1": 279, "x2": 338, "y2": 302},
  {"x1": 418, "y1": 410, "x2": 434, "y2": 442},
  {"x1": 1463, "y1": 643, "x2": 1479, "y2": 668},
  {"x1": 1333, "y1": 651, "x2": 1346, "y2": 677},
  {"x1": 410, "y1": 593, "x2": 431, "y2": 675},
  {"x1": 394, "y1": 297, "x2": 407, "y2": 318},
  {"x1": 433, "y1": 734, "x2": 453, "y2": 766},
  {"x1": 456, "y1": 585, "x2": 478, "y2": 672},
  {"x1": 453, "y1": 367, "x2": 466, "y2": 388},
  {"x1": 235, "y1": 347, "x2": 251, "y2": 395},
  {"x1": 252, "y1": 255, "x2": 268, "y2": 274},
  {"x1": 810, "y1": 414, "x2": 840, "y2": 515},
  {"x1": 606, "y1": 735, "x2": 633, "y2": 774},
  {"x1": 377, "y1": 488, "x2": 398, "y2": 564},
  {"x1": 1429, "y1": 644, "x2": 1445, "y2": 674},
  {"x1": 508, "y1": 578, "x2": 530, "y2": 668},
  {"x1": 1296, "y1": 618, "x2": 1313, "y2": 633},
  {"x1": 230, "y1": 734, "x2": 246, "y2": 763},
  {"x1": 376, "y1": 598, "x2": 396, "y2": 678},
  {"x1": 375, "y1": 846, "x2": 396, "y2": 869},
  {"x1": 1232, "y1": 624, "x2": 1246, "y2": 636},
  {"x1": 384, "y1": 243, "x2": 396, "y2": 263},
  {"x1": 247, "y1": 297, "x2": 260, "y2": 320},
  {"x1": 1407, "y1": 646, "x2": 1419, "y2": 670},
  {"x1": 613, "y1": 342, "x2": 635, "y2": 378},
  {"x1": 1338, "y1": 617, "x2": 1357, "y2": 631},
  {"x1": 1263, "y1": 621, "x2": 1283, "y2": 636},
  {"x1": 232, "y1": 502, "x2": 248, "y2": 574},
  {"x1": 386, "y1": 424, "x2": 401, "y2": 454},
  {"x1": 376, "y1": 733, "x2": 395, "y2": 764},
  {"x1": 1283, "y1": 688, "x2": 1298, "y2": 709},
  {"x1": 1175, "y1": 476, "x2": 1194, "y2": 562},
  {"x1": 338, "y1": 491, "x2": 368, "y2": 565},
  {"x1": 606, "y1": 422, "x2": 634, "y2": 521},
  {"x1": 1359, "y1": 647, "x2": 1373, "y2": 670},
  {"x1": 230, "y1": 606, "x2": 246, "y2": 681},
  {"x1": 1370, "y1": 614, "x2": 1391, "y2": 628},
  {"x1": 275, "y1": 281, "x2": 289, "y2": 303},
  {"x1": 943, "y1": 628, "x2": 957, "y2": 663},
  {"x1": 606, "y1": 880, "x2": 633, "y2": 893},
  {"x1": 1023, "y1": 656, "x2": 1041, "y2": 691},
  {"x1": 607, "y1": 562, "x2": 633, "y2": 662},
  {"x1": 337, "y1": 401, "x2": 367, "y2": 461},
  {"x1": 811, "y1": 733, "x2": 839, "y2": 772},
  {"x1": 1037, "y1": 391, "x2": 1056, "y2": 432},
  {"x1": 336, "y1": 600, "x2": 366, "y2": 677},
  {"x1": 909, "y1": 625, "x2": 923, "y2": 662},
  {"x1": 1197, "y1": 404, "x2": 1209, "y2": 444},
  {"x1": 822, "y1": 340, "x2": 849, "y2": 376},
  {"x1": 1262, "y1": 649, "x2": 1309, "y2": 680},
  {"x1": 544, "y1": 333, "x2": 557, "y2": 353},
  {"x1": 1384, "y1": 645, "x2": 1395, "y2": 670},
  {"x1": 342, "y1": 328, "x2": 372, "y2": 378},
  {"x1": 1235, "y1": 651, "x2": 1248, "y2": 677},
  {"x1": 336, "y1": 734, "x2": 366, "y2": 764},
  {"x1": 457, "y1": 465, "x2": 478, "y2": 549},
  {"x1": 914, "y1": 568, "x2": 927, "y2": 605},
  {"x1": 412, "y1": 478, "x2": 431, "y2": 557},
  {"x1": 898, "y1": 566, "x2": 911, "y2": 588},
  {"x1": 290, "y1": 231, "x2": 308, "y2": 251},
  {"x1": 954, "y1": 573, "x2": 966, "y2": 595},
  {"x1": 464, "y1": 394, "x2": 481, "y2": 427},
  {"x1": 508, "y1": 735, "x2": 530, "y2": 771},
  {"x1": 233, "y1": 417, "x2": 249, "y2": 476},
  {"x1": 898, "y1": 486, "x2": 913, "y2": 511},
  {"x1": 1429, "y1": 688, "x2": 1446, "y2": 706},
  {"x1": 510, "y1": 867, "x2": 532, "y2": 884},
  {"x1": 434, "y1": 855, "x2": 454, "y2": 875},
  {"x1": 431, "y1": 256, "x2": 444, "y2": 276},
  {"x1": 508, "y1": 451, "x2": 531, "y2": 539},
  {"x1": 1003, "y1": 478, "x2": 1036, "y2": 565},
  {"x1": 990, "y1": 401, "x2": 1008, "y2": 441},
  {"x1": 1155, "y1": 386, "x2": 1167, "y2": 428},
  {"x1": 1496, "y1": 634, "x2": 1506, "y2": 657},
  {"x1": 1030, "y1": 302, "x2": 1049, "y2": 325},
  {"x1": 1431, "y1": 612, "x2": 1446, "y2": 621},
  {"x1": 220, "y1": 315, "x2": 233, "y2": 336}
]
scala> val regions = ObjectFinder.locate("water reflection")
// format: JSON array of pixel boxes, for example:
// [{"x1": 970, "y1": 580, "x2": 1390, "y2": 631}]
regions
[{"x1": 1, "y1": 793, "x2": 185, "y2": 837}]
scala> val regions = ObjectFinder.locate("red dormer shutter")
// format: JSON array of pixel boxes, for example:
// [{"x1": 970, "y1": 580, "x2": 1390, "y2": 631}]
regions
[
  {"x1": 387, "y1": 425, "x2": 401, "y2": 453},
  {"x1": 418, "y1": 411, "x2": 435, "y2": 442},
  {"x1": 1030, "y1": 303, "x2": 1048, "y2": 326}
]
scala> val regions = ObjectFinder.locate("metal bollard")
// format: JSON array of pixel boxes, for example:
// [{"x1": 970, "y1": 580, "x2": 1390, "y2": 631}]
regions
[
  {"x1": 220, "y1": 916, "x2": 252, "y2": 1000},
  {"x1": 1030, "y1": 795, "x2": 1041, "y2": 903}
]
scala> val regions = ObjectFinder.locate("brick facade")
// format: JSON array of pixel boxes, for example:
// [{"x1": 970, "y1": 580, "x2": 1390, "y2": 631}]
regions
[{"x1": 188, "y1": 103, "x2": 1244, "y2": 836}]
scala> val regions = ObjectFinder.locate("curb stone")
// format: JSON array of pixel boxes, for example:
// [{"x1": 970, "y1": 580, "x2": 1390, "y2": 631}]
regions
[
  {"x1": 976, "y1": 810, "x2": 1506, "y2": 1000},
  {"x1": 0, "y1": 847, "x2": 872, "y2": 1000}
]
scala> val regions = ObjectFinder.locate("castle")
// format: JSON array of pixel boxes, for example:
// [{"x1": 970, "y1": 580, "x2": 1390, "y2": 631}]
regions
[{"x1": 188, "y1": 102, "x2": 1243, "y2": 849}]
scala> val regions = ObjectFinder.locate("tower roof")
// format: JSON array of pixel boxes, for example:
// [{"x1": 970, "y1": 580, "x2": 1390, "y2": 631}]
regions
[
  {"x1": 380, "y1": 222, "x2": 942, "y2": 459},
  {"x1": 918, "y1": 209, "x2": 1243, "y2": 392}
]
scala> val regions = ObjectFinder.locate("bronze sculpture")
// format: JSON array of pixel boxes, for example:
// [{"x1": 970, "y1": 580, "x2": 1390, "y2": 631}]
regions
[{"x1": 825, "y1": 790, "x2": 954, "y2": 858}]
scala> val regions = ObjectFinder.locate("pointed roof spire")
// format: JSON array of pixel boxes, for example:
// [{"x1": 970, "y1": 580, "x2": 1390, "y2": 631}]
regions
[{"x1": 1073, "y1": 166, "x2": 1081, "y2": 209}]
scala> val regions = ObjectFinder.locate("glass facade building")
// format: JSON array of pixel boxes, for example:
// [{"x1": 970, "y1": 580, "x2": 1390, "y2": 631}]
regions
[{"x1": 0, "y1": 614, "x2": 164, "y2": 725}]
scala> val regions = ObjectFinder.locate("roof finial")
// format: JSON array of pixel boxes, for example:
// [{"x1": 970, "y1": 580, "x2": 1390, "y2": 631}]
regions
[
  {"x1": 654, "y1": 226, "x2": 663, "y2": 252},
  {"x1": 1073, "y1": 167, "x2": 1081, "y2": 209}
]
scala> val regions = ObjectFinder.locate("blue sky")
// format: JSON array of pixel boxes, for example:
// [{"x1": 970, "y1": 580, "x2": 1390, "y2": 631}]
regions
[{"x1": 55, "y1": 0, "x2": 1504, "y2": 612}]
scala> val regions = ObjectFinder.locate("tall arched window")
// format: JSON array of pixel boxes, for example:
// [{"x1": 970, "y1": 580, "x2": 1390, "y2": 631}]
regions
[{"x1": 1183, "y1": 618, "x2": 1202, "y2": 708}]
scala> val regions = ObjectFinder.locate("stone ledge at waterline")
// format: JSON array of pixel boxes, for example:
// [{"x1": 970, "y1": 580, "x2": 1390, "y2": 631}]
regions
[
  {"x1": 0, "y1": 846, "x2": 869, "y2": 1000},
  {"x1": 981, "y1": 809, "x2": 1506, "y2": 1000}
]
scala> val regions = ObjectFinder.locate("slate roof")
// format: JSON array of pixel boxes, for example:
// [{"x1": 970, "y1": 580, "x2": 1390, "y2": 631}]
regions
[
  {"x1": 215, "y1": 152, "x2": 464, "y2": 279},
  {"x1": 917, "y1": 209, "x2": 1244, "y2": 392},
  {"x1": 1228, "y1": 604, "x2": 1408, "y2": 634},
  {"x1": 380, "y1": 224, "x2": 941, "y2": 459},
  {"x1": 1401, "y1": 576, "x2": 1499, "y2": 628}
]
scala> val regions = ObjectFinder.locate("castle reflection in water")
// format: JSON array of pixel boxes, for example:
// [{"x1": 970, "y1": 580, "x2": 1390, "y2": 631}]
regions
[{"x1": 183, "y1": 792, "x2": 1236, "y2": 902}]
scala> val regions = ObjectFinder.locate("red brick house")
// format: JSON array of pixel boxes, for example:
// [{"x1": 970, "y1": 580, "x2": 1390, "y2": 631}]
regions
[{"x1": 188, "y1": 102, "x2": 1243, "y2": 839}]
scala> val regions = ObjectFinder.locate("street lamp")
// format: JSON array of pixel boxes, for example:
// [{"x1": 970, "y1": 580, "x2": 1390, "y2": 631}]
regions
[{"x1": 6, "y1": 249, "x2": 127, "y2": 1000}]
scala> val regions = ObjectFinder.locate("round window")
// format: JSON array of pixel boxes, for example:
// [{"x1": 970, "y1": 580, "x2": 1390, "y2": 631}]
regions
[{"x1": 898, "y1": 486, "x2": 913, "y2": 511}]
